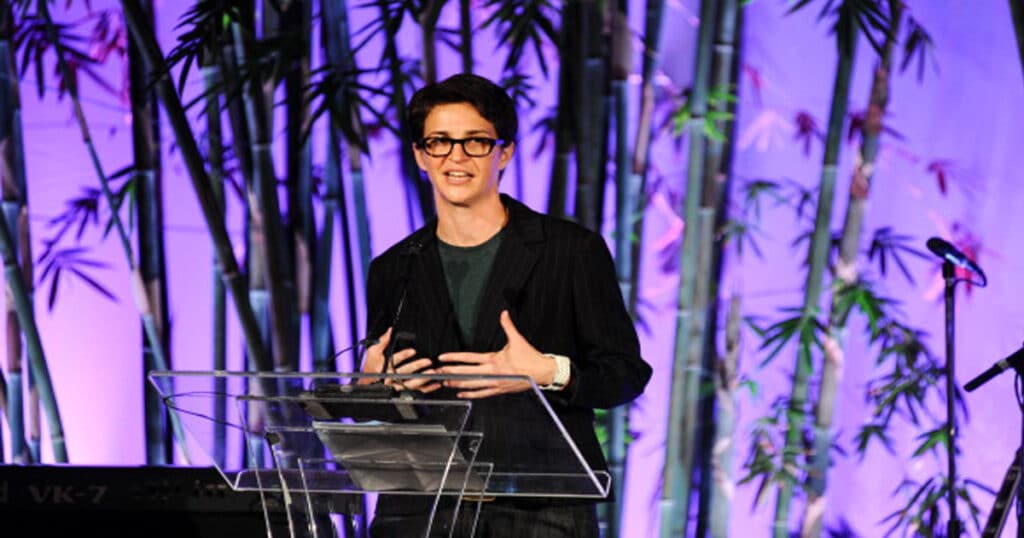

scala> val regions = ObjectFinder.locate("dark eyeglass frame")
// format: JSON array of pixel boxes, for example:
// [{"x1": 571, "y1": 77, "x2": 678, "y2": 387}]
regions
[{"x1": 415, "y1": 136, "x2": 508, "y2": 158}]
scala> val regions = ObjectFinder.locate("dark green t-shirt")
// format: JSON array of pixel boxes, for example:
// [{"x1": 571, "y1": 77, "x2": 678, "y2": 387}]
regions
[{"x1": 437, "y1": 228, "x2": 505, "y2": 344}]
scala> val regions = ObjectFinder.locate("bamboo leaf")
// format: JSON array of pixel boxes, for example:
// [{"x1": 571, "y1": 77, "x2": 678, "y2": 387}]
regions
[
  {"x1": 755, "y1": 309, "x2": 823, "y2": 367},
  {"x1": 963, "y1": 478, "x2": 997, "y2": 497},
  {"x1": 740, "y1": 378, "x2": 760, "y2": 399},
  {"x1": 164, "y1": 1, "x2": 252, "y2": 92},
  {"x1": 866, "y1": 227, "x2": 930, "y2": 284},
  {"x1": 911, "y1": 427, "x2": 947, "y2": 458},
  {"x1": 786, "y1": 0, "x2": 816, "y2": 15},
  {"x1": 46, "y1": 265, "x2": 61, "y2": 312},
  {"x1": 901, "y1": 16, "x2": 938, "y2": 82},
  {"x1": 66, "y1": 266, "x2": 118, "y2": 303},
  {"x1": 479, "y1": 0, "x2": 559, "y2": 77},
  {"x1": 853, "y1": 423, "x2": 894, "y2": 458}
]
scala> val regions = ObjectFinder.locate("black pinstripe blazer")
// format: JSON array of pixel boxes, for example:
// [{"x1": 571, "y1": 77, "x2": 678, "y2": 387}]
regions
[{"x1": 365, "y1": 194, "x2": 652, "y2": 504}]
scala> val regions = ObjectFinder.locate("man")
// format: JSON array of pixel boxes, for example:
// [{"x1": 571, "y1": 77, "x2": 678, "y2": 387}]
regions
[{"x1": 360, "y1": 73, "x2": 651, "y2": 538}]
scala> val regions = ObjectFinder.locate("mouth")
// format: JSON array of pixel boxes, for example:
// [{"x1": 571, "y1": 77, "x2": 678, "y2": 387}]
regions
[{"x1": 444, "y1": 170, "x2": 473, "y2": 183}]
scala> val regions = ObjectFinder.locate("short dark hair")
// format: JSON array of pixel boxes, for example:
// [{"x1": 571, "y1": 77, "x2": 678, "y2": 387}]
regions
[{"x1": 407, "y1": 74, "x2": 518, "y2": 143}]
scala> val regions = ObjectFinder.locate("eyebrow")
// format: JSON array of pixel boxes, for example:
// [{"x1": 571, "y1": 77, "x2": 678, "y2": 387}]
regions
[{"x1": 423, "y1": 129, "x2": 496, "y2": 138}]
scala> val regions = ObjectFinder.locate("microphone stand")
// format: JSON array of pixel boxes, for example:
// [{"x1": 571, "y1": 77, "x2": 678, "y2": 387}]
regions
[{"x1": 942, "y1": 260, "x2": 961, "y2": 538}]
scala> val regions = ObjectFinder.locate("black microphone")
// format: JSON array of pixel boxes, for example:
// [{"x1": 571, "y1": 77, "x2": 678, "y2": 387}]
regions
[
  {"x1": 926, "y1": 237, "x2": 987, "y2": 287},
  {"x1": 330, "y1": 336, "x2": 378, "y2": 362},
  {"x1": 964, "y1": 346, "x2": 1024, "y2": 392},
  {"x1": 381, "y1": 239, "x2": 424, "y2": 374}
]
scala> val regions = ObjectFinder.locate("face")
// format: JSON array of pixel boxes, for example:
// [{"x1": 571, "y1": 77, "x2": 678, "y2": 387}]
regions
[{"x1": 413, "y1": 102, "x2": 515, "y2": 211}]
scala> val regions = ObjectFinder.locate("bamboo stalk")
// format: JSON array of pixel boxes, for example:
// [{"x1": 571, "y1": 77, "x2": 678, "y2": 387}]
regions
[
  {"x1": 459, "y1": 0, "x2": 473, "y2": 73},
  {"x1": 330, "y1": 0, "x2": 374, "y2": 287},
  {"x1": 693, "y1": 0, "x2": 741, "y2": 533},
  {"x1": 0, "y1": 190, "x2": 65, "y2": 461},
  {"x1": 606, "y1": 2, "x2": 633, "y2": 535},
  {"x1": 547, "y1": 6, "x2": 572, "y2": 219},
  {"x1": 284, "y1": 0, "x2": 314, "y2": 328},
  {"x1": 233, "y1": 12, "x2": 276, "y2": 454},
  {"x1": 774, "y1": 19, "x2": 859, "y2": 538},
  {"x1": 127, "y1": 0, "x2": 173, "y2": 465},
  {"x1": 231, "y1": 21, "x2": 298, "y2": 372},
  {"x1": 800, "y1": 3, "x2": 902, "y2": 536},
  {"x1": 209, "y1": 14, "x2": 262, "y2": 465},
  {"x1": 39, "y1": 0, "x2": 194, "y2": 461},
  {"x1": 419, "y1": 0, "x2": 443, "y2": 84},
  {"x1": 626, "y1": 0, "x2": 665, "y2": 315},
  {"x1": 313, "y1": 128, "x2": 341, "y2": 371},
  {"x1": 218, "y1": 39, "x2": 255, "y2": 188},
  {"x1": 339, "y1": 143, "x2": 363, "y2": 372},
  {"x1": 570, "y1": 0, "x2": 610, "y2": 231},
  {"x1": 119, "y1": 0, "x2": 274, "y2": 376},
  {"x1": 660, "y1": 1, "x2": 718, "y2": 536},
  {"x1": 322, "y1": 0, "x2": 367, "y2": 366},
  {"x1": 201, "y1": 48, "x2": 228, "y2": 467},
  {"x1": 0, "y1": 371, "x2": 7, "y2": 462},
  {"x1": 710, "y1": 295, "x2": 741, "y2": 538},
  {"x1": 0, "y1": 0, "x2": 32, "y2": 464},
  {"x1": 380, "y1": 4, "x2": 433, "y2": 226}
]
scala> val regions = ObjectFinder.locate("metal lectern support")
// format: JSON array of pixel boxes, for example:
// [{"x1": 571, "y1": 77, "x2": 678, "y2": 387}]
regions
[{"x1": 941, "y1": 261, "x2": 961, "y2": 538}]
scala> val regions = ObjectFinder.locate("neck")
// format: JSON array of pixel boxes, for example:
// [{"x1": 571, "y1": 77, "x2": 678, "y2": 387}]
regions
[{"x1": 436, "y1": 196, "x2": 507, "y2": 247}]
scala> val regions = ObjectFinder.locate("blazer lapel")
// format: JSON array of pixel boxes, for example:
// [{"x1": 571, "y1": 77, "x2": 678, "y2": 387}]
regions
[
  {"x1": 403, "y1": 227, "x2": 457, "y2": 354},
  {"x1": 471, "y1": 197, "x2": 543, "y2": 351}
]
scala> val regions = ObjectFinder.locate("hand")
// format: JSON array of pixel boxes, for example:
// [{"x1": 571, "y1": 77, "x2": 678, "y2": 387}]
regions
[
  {"x1": 436, "y1": 310, "x2": 557, "y2": 399},
  {"x1": 359, "y1": 327, "x2": 441, "y2": 394}
]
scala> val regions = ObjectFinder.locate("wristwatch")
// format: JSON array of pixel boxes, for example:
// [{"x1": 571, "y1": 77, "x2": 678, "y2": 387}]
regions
[{"x1": 539, "y1": 353, "x2": 571, "y2": 391}]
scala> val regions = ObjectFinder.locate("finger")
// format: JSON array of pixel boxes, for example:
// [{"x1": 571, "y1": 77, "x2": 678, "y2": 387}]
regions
[
  {"x1": 385, "y1": 356, "x2": 426, "y2": 387},
  {"x1": 456, "y1": 387, "x2": 500, "y2": 399},
  {"x1": 401, "y1": 371, "x2": 442, "y2": 391},
  {"x1": 377, "y1": 327, "x2": 393, "y2": 346},
  {"x1": 396, "y1": 377, "x2": 437, "y2": 391},
  {"x1": 499, "y1": 310, "x2": 522, "y2": 342},
  {"x1": 368, "y1": 327, "x2": 393, "y2": 354},
  {"x1": 395, "y1": 357, "x2": 433, "y2": 373},
  {"x1": 438, "y1": 352, "x2": 485, "y2": 364},
  {"x1": 391, "y1": 349, "x2": 420, "y2": 369},
  {"x1": 458, "y1": 379, "x2": 532, "y2": 398},
  {"x1": 443, "y1": 377, "x2": 494, "y2": 390},
  {"x1": 418, "y1": 382, "x2": 442, "y2": 394},
  {"x1": 436, "y1": 365, "x2": 488, "y2": 378},
  {"x1": 360, "y1": 328, "x2": 393, "y2": 381}
]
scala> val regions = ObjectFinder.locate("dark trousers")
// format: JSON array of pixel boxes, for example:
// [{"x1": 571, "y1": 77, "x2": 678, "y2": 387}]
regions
[{"x1": 369, "y1": 502, "x2": 599, "y2": 538}]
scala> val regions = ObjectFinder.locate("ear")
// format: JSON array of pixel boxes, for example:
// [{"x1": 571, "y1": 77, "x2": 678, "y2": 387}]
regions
[
  {"x1": 413, "y1": 143, "x2": 428, "y2": 171},
  {"x1": 497, "y1": 142, "x2": 515, "y2": 170}
]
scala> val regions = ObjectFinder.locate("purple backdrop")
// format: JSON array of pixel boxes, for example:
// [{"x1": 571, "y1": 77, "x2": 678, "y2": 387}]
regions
[{"x1": 5, "y1": 0, "x2": 1024, "y2": 535}]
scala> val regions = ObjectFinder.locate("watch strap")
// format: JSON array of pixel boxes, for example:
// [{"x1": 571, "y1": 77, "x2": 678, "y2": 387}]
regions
[{"x1": 539, "y1": 353, "x2": 571, "y2": 391}]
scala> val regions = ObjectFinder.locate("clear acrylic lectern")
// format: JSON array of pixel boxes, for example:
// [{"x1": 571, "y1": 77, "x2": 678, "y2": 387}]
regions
[{"x1": 149, "y1": 371, "x2": 610, "y2": 538}]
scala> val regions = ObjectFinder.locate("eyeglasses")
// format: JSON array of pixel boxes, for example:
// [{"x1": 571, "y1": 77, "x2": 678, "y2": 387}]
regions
[{"x1": 415, "y1": 136, "x2": 507, "y2": 158}]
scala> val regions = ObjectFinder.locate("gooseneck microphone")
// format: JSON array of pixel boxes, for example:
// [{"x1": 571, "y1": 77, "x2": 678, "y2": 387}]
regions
[
  {"x1": 926, "y1": 237, "x2": 987, "y2": 287},
  {"x1": 330, "y1": 336, "x2": 378, "y2": 362},
  {"x1": 382, "y1": 239, "x2": 423, "y2": 375},
  {"x1": 964, "y1": 346, "x2": 1024, "y2": 392}
]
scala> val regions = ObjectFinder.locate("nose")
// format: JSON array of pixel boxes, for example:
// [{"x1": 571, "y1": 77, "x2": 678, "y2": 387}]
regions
[{"x1": 447, "y1": 141, "x2": 471, "y2": 161}]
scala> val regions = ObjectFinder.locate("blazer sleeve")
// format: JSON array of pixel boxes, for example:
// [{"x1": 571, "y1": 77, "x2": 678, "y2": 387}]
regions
[{"x1": 560, "y1": 232, "x2": 652, "y2": 409}]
